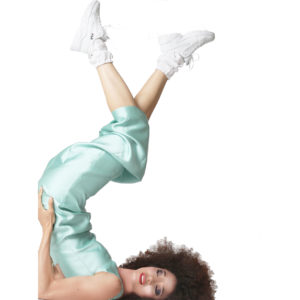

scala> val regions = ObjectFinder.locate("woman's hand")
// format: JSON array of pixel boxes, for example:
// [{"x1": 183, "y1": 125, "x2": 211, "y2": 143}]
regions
[{"x1": 38, "y1": 187, "x2": 55, "y2": 232}]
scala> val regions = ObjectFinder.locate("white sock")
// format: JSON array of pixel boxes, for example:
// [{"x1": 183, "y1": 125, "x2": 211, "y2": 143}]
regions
[
  {"x1": 88, "y1": 39, "x2": 113, "y2": 67},
  {"x1": 156, "y1": 52, "x2": 185, "y2": 79}
]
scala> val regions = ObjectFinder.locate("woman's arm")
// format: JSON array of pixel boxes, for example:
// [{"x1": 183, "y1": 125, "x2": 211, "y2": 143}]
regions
[
  {"x1": 42, "y1": 272, "x2": 122, "y2": 300},
  {"x1": 38, "y1": 187, "x2": 56, "y2": 297},
  {"x1": 38, "y1": 226, "x2": 55, "y2": 296},
  {"x1": 39, "y1": 239, "x2": 121, "y2": 300},
  {"x1": 38, "y1": 188, "x2": 122, "y2": 300}
]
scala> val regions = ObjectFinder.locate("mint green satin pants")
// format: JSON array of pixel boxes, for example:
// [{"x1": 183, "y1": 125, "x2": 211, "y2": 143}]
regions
[{"x1": 38, "y1": 105, "x2": 149, "y2": 299}]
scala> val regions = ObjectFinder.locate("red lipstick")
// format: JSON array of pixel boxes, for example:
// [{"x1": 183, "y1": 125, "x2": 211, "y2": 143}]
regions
[{"x1": 139, "y1": 272, "x2": 145, "y2": 285}]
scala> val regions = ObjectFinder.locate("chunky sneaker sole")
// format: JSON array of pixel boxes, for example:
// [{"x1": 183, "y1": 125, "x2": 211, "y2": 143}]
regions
[
  {"x1": 158, "y1": 30, "x2": 215, "y2": 64},
  {"x1": 70, "y1": 0, "x2": 108, "y2": 54}
]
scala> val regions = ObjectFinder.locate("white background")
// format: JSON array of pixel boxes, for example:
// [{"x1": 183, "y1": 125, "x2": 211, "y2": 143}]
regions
[{"x1": 0, "y1": 0, "x2": 299, "y2": 299}]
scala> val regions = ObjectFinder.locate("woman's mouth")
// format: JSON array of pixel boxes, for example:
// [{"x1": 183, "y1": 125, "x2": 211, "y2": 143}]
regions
[{"x1": 139, "y1": 272, "x2": 145, "y2": 285}]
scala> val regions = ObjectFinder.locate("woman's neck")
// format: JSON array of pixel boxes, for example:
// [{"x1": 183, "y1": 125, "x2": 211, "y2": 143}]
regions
[{"x1": 118, "y1": 267, "x2": 135, "y2": 295}]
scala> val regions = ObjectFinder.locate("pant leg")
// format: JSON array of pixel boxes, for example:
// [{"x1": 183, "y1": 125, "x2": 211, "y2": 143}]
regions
[
  {"x1": 37, "y1": 105, "x2": 149, "y2": 279},
  {"x1": 91, "y1": 105, "x2": 150, "y2": 183}
]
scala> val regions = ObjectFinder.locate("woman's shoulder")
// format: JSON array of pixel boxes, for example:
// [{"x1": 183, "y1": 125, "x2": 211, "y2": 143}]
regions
[{"x1": 93, "y1": 271, "x2": 123, "y2": 299}]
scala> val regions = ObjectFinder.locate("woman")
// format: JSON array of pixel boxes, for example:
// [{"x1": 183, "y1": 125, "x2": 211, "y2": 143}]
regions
[{"x1": 38, "y1": 1, "x2": 216, "y2": 299}]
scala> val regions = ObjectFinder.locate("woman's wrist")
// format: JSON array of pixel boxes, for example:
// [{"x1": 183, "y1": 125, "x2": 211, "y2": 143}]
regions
[
  {"x1": 42, "y1": 224, "x2": 53, "y2": 235},
  {"x1": 39, "y1": 225, "x2": 53, "y2": 250}
]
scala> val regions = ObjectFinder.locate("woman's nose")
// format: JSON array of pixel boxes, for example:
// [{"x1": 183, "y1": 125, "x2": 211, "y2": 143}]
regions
[{"x1": 147, "y1": 275, "x2": 154, "y2": 284}]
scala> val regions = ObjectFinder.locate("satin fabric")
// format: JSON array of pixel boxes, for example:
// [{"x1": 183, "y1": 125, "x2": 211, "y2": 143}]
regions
[{"x1": 38, "y1": 105, "x2": 149, "y2": 299}]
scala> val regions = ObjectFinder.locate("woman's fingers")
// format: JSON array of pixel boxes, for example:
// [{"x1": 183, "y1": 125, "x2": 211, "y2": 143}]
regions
[
  {"x1": 38, "y1": 187, "x2": 54, "y2": 211},
  {"x1": 47, "y1": 196, "x2": 55, "y2": 225},
  {"x1": 48, "y1": 197, "x2": 54, "y2": 210},
  {"x1": 38, "y1": 187, "x2": 43, "y2": 208},
  {"x1": 38, "y1": 187, "x2": 56, "y2": 228},
  {"x1": 38, "y1": 187, "x2": 48, "y2": 211}
]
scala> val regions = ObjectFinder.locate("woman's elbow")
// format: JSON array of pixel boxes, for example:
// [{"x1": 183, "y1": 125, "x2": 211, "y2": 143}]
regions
[
  {"x1": 38, "y1": 288, "x2": 48, "y2": 300},
  {"x1": 38, "y1": 290, "x2": 46, "y2": 299},
  {"x1": 38, "y1": 282, "x2": 53, "y2": 300}
]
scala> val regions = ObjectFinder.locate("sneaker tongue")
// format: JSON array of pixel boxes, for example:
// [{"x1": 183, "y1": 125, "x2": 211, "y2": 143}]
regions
[
  {"x1": 93, "y1": 31, "x2": 108, "y2": 41},
  {"x1": 93, "y1": 31, "x2": 109, "y2": 41},
  {"x1": 92, "y1": 23, "x2": 109, "y2": 41}
]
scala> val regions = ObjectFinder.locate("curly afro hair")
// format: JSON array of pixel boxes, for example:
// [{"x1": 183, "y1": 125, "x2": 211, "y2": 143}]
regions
[{"x1": 119, "y1": 238, "x2": 217, "y2": 300}]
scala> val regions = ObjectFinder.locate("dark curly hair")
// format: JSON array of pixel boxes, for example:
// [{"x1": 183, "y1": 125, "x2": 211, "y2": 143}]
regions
[{"x1": 119, "y1": 238, "x2": 217, "y2": 300}]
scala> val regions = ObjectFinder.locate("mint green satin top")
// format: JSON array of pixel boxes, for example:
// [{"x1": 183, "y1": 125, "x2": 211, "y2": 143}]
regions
[{"x1": 38, "y1": 106, "x2": 149, "y2": 299}]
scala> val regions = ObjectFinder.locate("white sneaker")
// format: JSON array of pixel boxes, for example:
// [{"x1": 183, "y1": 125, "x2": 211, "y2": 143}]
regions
[
  {"x1": 158, "y1": 33, "x2": 183, "y2": 53},
  {"x1": 159, "y1": 30, "x2": 215, "y2": 64},
  {"x1": 70, "y1": 0, "x2": 108, "y2": 54},
  {"x1": 157, "y1": 30, "x2": 215, "y2": 79}
]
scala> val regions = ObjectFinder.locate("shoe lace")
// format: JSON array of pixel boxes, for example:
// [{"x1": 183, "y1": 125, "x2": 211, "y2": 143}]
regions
[{"x1": 186, "y1": 53, "x2": 200, "y2": 70}]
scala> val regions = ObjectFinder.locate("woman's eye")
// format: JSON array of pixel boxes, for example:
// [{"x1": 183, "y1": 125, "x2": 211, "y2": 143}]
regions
[
  {"x1": 155, "y1": 285, "x2": 162, "y2": 296},
  {"x1": 156, "y1": 269, "x2": 163, "y2": 276}
]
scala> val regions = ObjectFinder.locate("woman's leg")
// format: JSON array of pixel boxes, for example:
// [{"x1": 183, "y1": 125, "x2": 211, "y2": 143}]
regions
[
  {"x1": 96, "y1": 30, "x2": 216, "y2": 120},
  {"x1": 96, "y1": 61, "x2": 167, "y2": 120},
  {"x1": 96, "y1": 62, "x2": 137, "y2": 112},
  {"x1": 131, "y1": 30, "x2": 216, "y2": 120},
  {"x1": 71, "y1": 1, "x2": 215, "y2": 119},
  {"x1": 133, "y1": 69, "x2": 168, "y2": 120}
]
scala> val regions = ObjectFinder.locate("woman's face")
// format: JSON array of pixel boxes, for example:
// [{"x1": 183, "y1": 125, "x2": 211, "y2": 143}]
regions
[{"x1": 132, "y1": 266, "x2": 177, "y2": 299}]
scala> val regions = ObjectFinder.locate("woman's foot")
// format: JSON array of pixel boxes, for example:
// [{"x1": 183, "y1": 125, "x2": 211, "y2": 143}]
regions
[
  {"x1": 157, "y1": 30, "x2": 215, "y2": 79},
  {"x1": 71, "y1": 0, "x2": 113, "y2": 67},
  {"x1": 70, "y1": 0, "x2": 108, "y2": 54}
]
